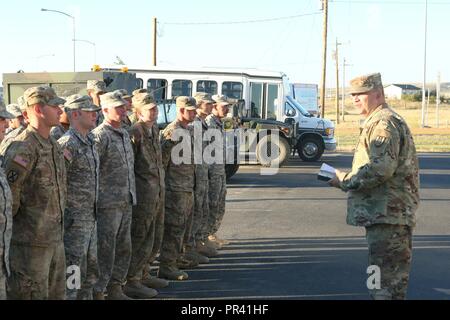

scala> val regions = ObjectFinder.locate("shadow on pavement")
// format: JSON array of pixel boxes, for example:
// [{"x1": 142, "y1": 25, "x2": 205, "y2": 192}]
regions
[{"x1": 155, "y1": 235, "x2": 450, "y2": 300}]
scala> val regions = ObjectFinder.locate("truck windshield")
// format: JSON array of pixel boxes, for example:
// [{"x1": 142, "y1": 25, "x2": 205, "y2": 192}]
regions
[{"x1": 287, "y1": 96, "x2": 312, "y2": 117}]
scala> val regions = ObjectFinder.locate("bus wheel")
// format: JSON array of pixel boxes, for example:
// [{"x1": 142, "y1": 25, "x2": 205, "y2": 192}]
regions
[
  {"x1": 256, "y1": 135, "x2": 290, "y2": 168},
  {"x1": 298, "y1": 137, "x2": 324, "y2": 162}
]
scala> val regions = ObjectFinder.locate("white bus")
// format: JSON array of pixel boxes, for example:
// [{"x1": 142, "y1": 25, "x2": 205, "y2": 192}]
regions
[{"x1": 105, "y1": 66, "x2": 336, "y2": 162}]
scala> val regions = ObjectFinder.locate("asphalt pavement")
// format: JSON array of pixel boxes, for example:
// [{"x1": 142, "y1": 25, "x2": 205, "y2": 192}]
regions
[{"x1": 156, "y1": 152, "x2": 450, "y2": 300}]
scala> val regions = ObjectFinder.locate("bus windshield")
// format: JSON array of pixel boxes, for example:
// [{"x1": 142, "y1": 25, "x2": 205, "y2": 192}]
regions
[{"x1": 287, "y1": 96, "x2": 312, "y2": 117}]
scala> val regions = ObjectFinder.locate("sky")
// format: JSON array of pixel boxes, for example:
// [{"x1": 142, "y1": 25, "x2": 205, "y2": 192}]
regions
[{"x1": 1, "y1": 0, "x2": 449, "y2": 87}]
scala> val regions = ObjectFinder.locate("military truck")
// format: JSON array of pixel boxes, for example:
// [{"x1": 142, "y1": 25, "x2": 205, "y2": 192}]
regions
[{"x1": 2, "y1": 70, "x2": 138, "y2": 104}]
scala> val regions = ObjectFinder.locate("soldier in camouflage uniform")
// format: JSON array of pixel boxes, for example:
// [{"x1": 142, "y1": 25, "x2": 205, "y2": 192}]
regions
[
  {"x1": 5, "y1": 104, "x2": 25, "y2": 136},
  {"x1": 2, "y1": 87, "x2": 67, "y2": 300},
  {"x1": 203, "y1": 95, "x2": 231, "y2": 251},
  {"x1": 158, "y1": 96, "x2": 197, "y2": 281},
  {"x1": 0, "y1": 104, "x2": 14, "y2": 300},
  {"x1": 114, "y1": 89, "x2": 133, "y2": 129},
  {"x1": 91, "y1": 91, "x2": 137, "y2": 300},
  {"x1": 1, "y1": 99, "x2": 28, "y2": 157},
  {"x1": 183, "y1": 92, "x2": 216, "y2": 264},
  {"x1": 41, "y1": 87, "x2": 68, "y2": 141},
  {"x1": 123, "y1": 93, "x2": 167, "y2": 299},
  {"x1": 87, "y1": 80, "x2": 107, "y2": 127},
  {"x1": 57, "y1": 95, "x2": 101, "y2": 300},
  {"x1": 128, "y1": 89, "x2": 148, "y2": 125},
  {"x1": 329, "y1": 73, "x2": 420, "y2": 300}
]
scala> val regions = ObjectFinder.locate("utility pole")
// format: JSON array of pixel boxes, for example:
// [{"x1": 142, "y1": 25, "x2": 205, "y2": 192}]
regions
[
  {"x1": 153, "y1": 17, "x2": 157, "y2": 67},
  {"x1": 320, "y1": 0, "x2": 329, "y2": 119},
  {"x1": 436, "y1": 72, "x2": 441, "y2": 128},
  {"x1": 341, "y1": 58, "x2": 352, "y2": 122},
  {"x1": 421, "y1": 0, "x2": 428, "y2": 128},
  {"x1": 334, "y1": 38, "x2": 341, "y2": 124}
]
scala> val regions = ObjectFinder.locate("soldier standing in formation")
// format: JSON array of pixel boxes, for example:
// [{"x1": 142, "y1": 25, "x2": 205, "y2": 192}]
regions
[
  {"x1": 57, "y1": 95, "x2": 101, "y2": 300},
  {"x1": 0, "y1": 103, "x2": 14, "y2": 300},
  {"x1": 204, "y1": 95, "x2": 231, "y2": 250},
  {"x1": 91, "y1": 91, "x2": 136, "y2": 300},
  {"x1": 329, "y1": 73, "x2": 420, "y2": 300},
  {"x1": 87, "y1": 80, "x2": 107, "y2": 126},
  {"x1": 2, "y1": 87, "x2": 67, "y2": 299},
  {"x1": 124, "y1": 92, "x2": 166, "y2": 299},
  {"x1": 158, "y1": 96, "x2": 197, "y2": 281}
]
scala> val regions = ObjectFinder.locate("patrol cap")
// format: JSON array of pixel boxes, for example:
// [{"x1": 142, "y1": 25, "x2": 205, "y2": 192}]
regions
[
  {"x1": 132, "y1": 93, "x2": 157, "y2": 110},
  {"x1": 23, "y1": 86, "x2": 49, "y2": 107},
  {"x1": 100, "y1": 91, "x2": 128, "y2": 109},
  {"x1": 194, "y1": 92, "x2": 215, "y2": 105},
  {"x1": 176, "y1": 96, "x2": 197, "y2": 110},
  {"x1": 349, "y1": 73, "x2": 384, "y2": 94},
  {"x1": 0, "y1": 103, "x2": 15, "y2": 119},
  {"x1": 17, "y1": 96, "x2": 26, "y2": 112},
  {"x1": 6, "y1": 104, "x2": 22, "y2": 118},
  {"x1": 132, "y1": 88, "x2": 148, "y2": 96},
  {"x1": 87, "y1": 80, "x2": 107, "y2": 94},
  {"x1": 212, "y1": 94, "x2": 231, "y2": 106},
  {"x1": 115, "y1": 89, "x2": 132, "y2": 100},
  {"x1": 45, "y1": 87, "x2": 66, "y2": 106},
  {"x1": 64, "y1": 94, "x2": 101, "y2": 112}
]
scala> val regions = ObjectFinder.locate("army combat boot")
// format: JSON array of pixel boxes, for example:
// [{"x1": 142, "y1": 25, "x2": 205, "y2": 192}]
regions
[
  {"x1": 209, "y1": 234, "x2": 231, "y2": 246},
  {"x1": 196, "y1": 241, "x2": 219, "y2": 257},
  {"x1": 159, "y1": 265, "x2": 189, "y2": 281},
  {"x1": 185, "y1": 248, "x2": 210, "y2": 264},
  {"x1": 123, "y1": 281, "x2": 158, "y2": 299},
  {"x1": 106, "y1": 284, "x2": 133, "y2": 300},
  {"x1": 177, "y1": 254, "x2": 199, "y2": 269},
  {"x1": 141, "y1": 275, "x2": 169, "y2": 289},
  {"x1": 93, "y1": 290, "x2": 105, "y2": 300}
]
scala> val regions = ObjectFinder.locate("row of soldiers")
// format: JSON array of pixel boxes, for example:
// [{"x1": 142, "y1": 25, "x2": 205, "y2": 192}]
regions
[{"x1": 0, "y1": 80, "x2": 231, "y2": 300}]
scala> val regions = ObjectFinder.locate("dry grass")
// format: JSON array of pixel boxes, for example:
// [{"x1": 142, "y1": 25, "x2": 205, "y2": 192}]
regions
[{"x1": 324, "y1": 99, "x2": 450, "y2": 152}]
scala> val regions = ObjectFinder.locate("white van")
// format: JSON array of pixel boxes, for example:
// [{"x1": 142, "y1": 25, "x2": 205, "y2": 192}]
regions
[{"x1": 104, "y1": 66, "x2": 336, "y2": 161}]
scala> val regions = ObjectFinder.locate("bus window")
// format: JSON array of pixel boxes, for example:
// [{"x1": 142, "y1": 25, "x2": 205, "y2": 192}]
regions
[
  {"x1": 196, "y1": 80, "x2": 218, "y2": 95},
  {"x1": 266, "y1": 84, "x2": 278, "y2": 120},
  {"x1": 172, "y1": 80, "x2": 192, "y2": 97},
  {"x1": 222, "y1": 82, "x2": 243, "y2": 99},
  {"x1": 250, "y1": 82, "x2": 263, "y2": 118},
  {"x1": 136, "y1": 78, "x2": 144, "y2": 89},
  {"x1": 147, "y1": 79, "x2": 167, "y2": 100}
]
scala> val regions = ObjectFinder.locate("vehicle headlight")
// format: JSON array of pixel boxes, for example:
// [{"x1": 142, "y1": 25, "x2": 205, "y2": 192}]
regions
[{"x1": 325, "y1": 128, "x2": 334, "y2": 136}]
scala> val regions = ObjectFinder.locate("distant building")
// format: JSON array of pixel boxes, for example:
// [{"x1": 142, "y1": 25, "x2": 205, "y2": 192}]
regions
[{"x1": 384, "y1": 84, "x2": 421, "y2": 100}]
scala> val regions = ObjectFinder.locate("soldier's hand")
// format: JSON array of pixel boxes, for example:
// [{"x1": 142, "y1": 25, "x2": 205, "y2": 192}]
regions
[
  {"x1": 328, "y1": 177, "x2": 340, "y2": 188},
  {"x1": 328, "y1": 169, "x2": 347, "y2": 188}
]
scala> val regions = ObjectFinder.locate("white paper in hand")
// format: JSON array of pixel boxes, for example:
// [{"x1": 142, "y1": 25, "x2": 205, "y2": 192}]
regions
[{"x1": 318, "y1": 163, "x2": 336, "y2": 181}]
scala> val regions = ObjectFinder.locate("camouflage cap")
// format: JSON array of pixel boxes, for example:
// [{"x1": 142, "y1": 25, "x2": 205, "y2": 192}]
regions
[
  {"x1": 64, "y1": 94, "x2": 101, "y2": 112},
  {"x1": 349, "y1": 73, "x2": 383, "y2": 94},
  {"x1": 87, "y1": 80, "x2": 107, "y2": 93},
  {"x1": 17, "y1": 96, "x2": 26, "y2": 112},
  {"x1": 0, "y1": 103, "x2": 15, "y2": 119},
  {"x1": 100, "y1": 91, "x2": 128, "y2": 109},
  {"x1": 176, "y1": 96, "x2": 197, "y2": 110},
  {"x1": 194, "y1": 92, "x2": 215, "y2": 104},
  {"x1": 23, "y1": 86, "x2": 50, "y2": 107},
  {"x1": 44, "y1": 87, "x2": 66, "y2": 106},
  {"x1": 115, "y1": 89, "x2": 132, "y2": 100},
  {"x1": 6, "y1": 104, "x2": 22, "y2": 118},
  {"x1": 132, "y1": 88, "x2": 148, "y2": 96},
  {"x1": 132, "y1": 93, "x2": 157, "y2": 110},
  {"x1": 212, "y1": 94, "x2": 231, "y2": 106}
]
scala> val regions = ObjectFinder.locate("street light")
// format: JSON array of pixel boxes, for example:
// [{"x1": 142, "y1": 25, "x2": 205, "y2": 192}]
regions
[
  {"x1": 41, "y1": 8, "x2": 76, "y2": 71},
  {"x1": 73, "y1": 39, "x2": 96, "y2": 65},
  {"x1": 421, "y1": 0, "x2": 428, "y2": 128}
]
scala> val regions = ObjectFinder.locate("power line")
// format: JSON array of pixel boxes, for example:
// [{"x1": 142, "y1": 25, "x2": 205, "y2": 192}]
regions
[{"x1": 161, "y1": 11, "x2": 322, "y2": 26}]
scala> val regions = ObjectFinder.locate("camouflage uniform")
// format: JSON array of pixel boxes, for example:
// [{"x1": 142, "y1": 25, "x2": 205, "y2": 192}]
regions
[
  {"x1": 339, "y1": 73, "x2": 420, "y2": 300},
  {"x1": 205, "y1": 114, "x2": 227, "y2": 237},
  {"x1": 58, "y1": 127, "x2": 100, "y2": 300},
  {"x1": 187, "y1": 116, "x2": 210, "y2": 248},
  {"x1": 50, "y1": 125, "x2": 67, "y2": 141},
  {"x1": 127, "y1": 121, "x2": 165, "y2": 282},
  {"x1": 2, "y1": 126, "x2": 67, "y2": 300},
  {"x1": 1, "y1": 125, "x2": 27, "y2": 155},
  {"x1": 91, "y1": 121, "x2": 136, "y2": 294},
  {"x1": 0, "y1": 168, "x2": 13, "y2": 300},
  {"x1": 159, "y1": 119, "x2": 195, "y2": 272}
]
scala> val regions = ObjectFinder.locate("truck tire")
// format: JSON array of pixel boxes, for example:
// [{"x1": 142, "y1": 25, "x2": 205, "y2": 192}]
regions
[
  {"x1": 226, "y1": 164, "x2": 240, "y2": 181},
  {"x1": 256, "y1": 135, "x2": 290, "y2": 168},
  {"x1": 298, "y1": 137, "x2": 324, "y2": 162}
]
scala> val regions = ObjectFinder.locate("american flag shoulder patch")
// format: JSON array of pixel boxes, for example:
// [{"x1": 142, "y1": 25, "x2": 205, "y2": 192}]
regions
[
  {"x1": 64, "y1": 148, "x2": 73, "y2": 162},
  {"x1": 13, "y1": 155, "x2": 29, "y2": 168}
]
